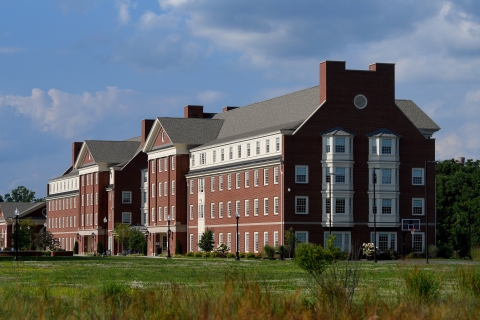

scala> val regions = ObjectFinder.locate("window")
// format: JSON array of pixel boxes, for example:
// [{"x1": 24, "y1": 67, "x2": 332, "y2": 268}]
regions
[
  {"x1": 211, "y1": 176, "x2": 215, "y2": 192},
  {"x1": 295, "y1": 232, "x2": 308, "y2": 245},
  {"x1": 151, "y1": 208, "x2": 155, "y2": 222},
  {"x1": 229, "y1": 147, "x2": 233, "y2": 160},
  {"x1": 82, "y1": 175, "x2": 84, "y2": 187},
  {"x1": 227, "y1": 174, "x2": 232, "y2": 190},
  {"x1": 372, "y1": 199, "x2": 377, "y2": 214},
  {"x1": 82, "y1": 195, "x2": 84, "y2": 207},
  {"x1": 158, "y1": 207, "x2": 162, "y2": 221},
  {"x1": 254, "y1": 199, "x2": 259, "y2": 216},
  {"x1": 412, "y1": 233, "x2": 425, "y2": 253},
  {"x1": 164, "y1": 206, "x2": 168, "y2": 221},
  {"x1": 412, "y1": 169, "x2": 424, "y2": 185},
  {"x1": 382, "y1": 199, "x2": 392, "y2": 214},
  {"x1": 238, "y1": 145, "x2": 242, "y2": 158},
  {"x1": 213, "y1": 150, "x2": 217, "y2": 163},
  {"x1": 95, "y1": 172, "x2": 98, "y2": 184},
  {"x1": 274, "y1": 167, "x2": 279, "y2": 184},
  {"x1": 200, "y1": 153, "x2": 206, "y2": 165},
  {"x1": 326, "y1": 137, "x2": 331, "y2": 153},
  {"x1": 247, "y1": 143, "x2": 251, "y2": 157},
  {"x1": 236, "y1": 173, "x2": 240, "y2": 189},
  {"x1": 274, "y1": 197, "x2": 279, "y2": 215},
  {"x1": 276, "y1": 137, "x2": 280, "y2": 152},
  {"x1": 219, "y1": 202, "x2": 224, "y2": 218},
  {"x1": 159, "y1": 183, "x2": 162, "y2": 197},
  {"x1": 219, "y1": 233, "x2": 224, "y2": 245},
  {"x1": 219, "y1": 176, "x2": 224, "y2": 191},
  {"x1": 382, "y1": 169, "x2": 392, "y2": 184},
  {"x1": 87, "y1": 174, "x2": 90, "y2": 185},
  {"x1": 164, "y1": 157, "x2": 168, "y2": 171},
  {"x1": 211, "y1": 203, "x2": 215, "y2": 219},
  {"x1": 221, "y1": 149, "x2": 225, "y2": 161},
  {"x1": 325, "y1": 232, "x2": 351, "y2": 252},
  {"x1": 189, "y1": 179, "x2": 194, "y2": 194},
  {"x1": 412, "y1": 198, "x2": 424, "y2": 215},
  {"x1": 163, "y1": 182, "x2": 167, "y2": 196},
  {"x1": 245, "y1": 171, "x2": 250, "y2": 188},
  {"x1": 371, "y1": 233, "x2": 396, "y2": 252},
  {"x1": 326, "y1": 167, "x2": 331, "y2": 183},
  {"x1": 171, "y1": 181, "x2": 175, "y2": 195},
  {"x1": 254, "y1": 170, "x2": 259, "y2": 186},
  {"x1": 171, "y1": 157, "x2": 175, "y2": 170},
  {"x1": 382, "y1": 139, "x2": 392, "y2": 154},
  {"x1": 151, "y1": 184, "x2": 155, "y2": 198},
  {"x1": 335, "y1": 137, "x2": 345, "y2": 153},
  {"x1": 264, "y1": 169, "x2": 269, "y2": 185},
  {"x1": 190, "y1": 205, "x2": 194, "y2": 220},
  {"x1": 198, "y1": 204, "x2": 204, "y2": 219},
  {"x1": 151, "y1": 160, "x2": 155, "y2": 173},
  {"x1": 190, "y1": 234, "x2": 194, "y2": 252},
  {"x1": 191, "y1": 155, "x2": 195, "y2": 167},
  {"x1": 122, "y1": 212, "x2": 132, "y2": 224},
  {"x1": 266, "y1": 139, "x2": 270, "y2": 153},
  {"x1": 245, "y1": 200, "x2": 250, "y2": 216},
  {"x1": 335, "y1": 198, "x2": 346, "y2": 213},
  {"x1": 264, "y1": 232, "x2": 269, "y2": 246},
  {"x1": 335, "y1": 167, "x2": 346, "y2": 183},
  {"x1": 245, "y1": 232, "x2": 250, "y2": 252},
  {"x1": 159, "y1": 158, "x2": 162, "y2": 172},
  {"x1": 122, "y1": 191, "x2": 132, "y2": 203},
  {"x1": 227, "y1": 201, "x2": 232, "y2": 218},
  {"x1": 372, "y1": 139, "x2": 377, "y2": 154},
  {"x1": 295, "y1": 166, "x2": 308, "y2": 183},
  {"x1": 198, "y1": 178, "x2": 204, "y2": 193},
  {"x1": 296, "y1": 196, "x2": 308, "y2": 214},
  {"x1": 254, "y1": 232, "x2": 259, "y2": 253},
  {"x1": 256, "y1": 141, "x2": 260, "y2": 155},
  {"x1": 263, "y1": 198, "x2": 269, "y2": 215},
  {"x1": 171, "y1": 206, "x2": 175, "y2": 220},
  {"x1": 236, "y1": 201, "x2": 240, "y2": 216}
]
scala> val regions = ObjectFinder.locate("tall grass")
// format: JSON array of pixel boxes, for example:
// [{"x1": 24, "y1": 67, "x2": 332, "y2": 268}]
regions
[
  {"x1": 456, "y1": 266, "x2": 480, "y2": 297},
  {"x1": 401, "y1": 266, "x2": 442, "y2": 303}
]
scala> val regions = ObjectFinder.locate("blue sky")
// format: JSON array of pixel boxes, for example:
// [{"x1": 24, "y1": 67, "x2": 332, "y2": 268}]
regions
[{"x1": 1, "y1": 0, "x2": 480, "y2": 198}]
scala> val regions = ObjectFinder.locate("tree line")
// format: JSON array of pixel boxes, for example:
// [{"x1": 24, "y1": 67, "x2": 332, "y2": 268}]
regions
[{"x1": 0, "y1": 186, "x2": 45, "y2": 202}]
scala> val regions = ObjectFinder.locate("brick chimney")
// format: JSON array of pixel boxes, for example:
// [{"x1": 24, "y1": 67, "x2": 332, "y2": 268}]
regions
[
  {"x1": 222, "y1": 106, "x2": 238, "y2": 112},
  {"x1": 184, "y1": 105, "x2": 204, "y2": 118},
  {"x1": 141, "y1": 119, "x2": 155, "y2": 148},
  {"x1": 72, "y1": 142, "x2": 83, "y2": 167}
]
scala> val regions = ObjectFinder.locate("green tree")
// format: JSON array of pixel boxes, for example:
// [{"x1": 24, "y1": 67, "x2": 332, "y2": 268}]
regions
[
  {"x1": 294, "y1": 243, "x2": 333, "y2": 281},
  {"x1": 436, "y1": 159, "x2": 480, "y2": 258},
  {"x1": 284, "y1": 227, "x2": 297, "y2": 258},
  {"x1": 198, "y1": 229, "x2": 215, "y2": 252},
  {"x1": 74, "y1": 241, "x2": 79, "y2": 254},
  {"x1": 128, "y1": 229, "x2": 146, "y2": 254},
  {"x1": 113, "y1": 223, "x2": 131, "y2": 253},
  {"x1": 12, "y1": 217, "x2": 36, "y2": 250},
  {"x1": 4, "y1": 186, "x2": 37, "y2": 202},
  {"x1": 34, "y1": 230, "x2": 60, "y2": 251},
  {"x1": 97, "y1": 241, "x2": 104, "y2": 255},
  {"x1": 0, "y1": 195, "x2": 3, "y2": 202},
  {"x1": 175, "y1": 239, "x2": 183, "y2": 255}
]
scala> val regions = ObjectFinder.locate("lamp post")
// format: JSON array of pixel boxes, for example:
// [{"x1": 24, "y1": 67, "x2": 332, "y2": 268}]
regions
[
  {"x1": 235, "y1": 211, "x2": 240, "y2": 260},
  {"x1": 103, "y1": 217, "x2": 107, "y2": 255},
  {"x1": 372, "y1": 167, "x2": 378, "y2": 263},
  {"x1": 328, "y1": 172, "x2": 336, "y2": 237},
  {"x1": 167, "y1": 214, "x2": 171, "y2": 258},
  {"x1": 14, "y1": 208, "x2": 19, "y2": 261},
  {"x1": 91, "y1": 232, "x2": 95, "y2": 254}
]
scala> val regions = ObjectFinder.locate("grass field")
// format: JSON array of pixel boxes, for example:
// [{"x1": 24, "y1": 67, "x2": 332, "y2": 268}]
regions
[{"x1": 1, "y1": 256, "x2": 480, "y2": 319}]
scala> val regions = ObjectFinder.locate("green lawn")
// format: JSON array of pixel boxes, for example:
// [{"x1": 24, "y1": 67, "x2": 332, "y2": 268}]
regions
[{"x1": 1, "y1": 256, "x2": 480, "y2": 319}]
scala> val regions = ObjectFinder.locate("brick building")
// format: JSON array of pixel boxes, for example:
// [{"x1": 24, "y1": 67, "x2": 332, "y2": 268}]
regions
[{"x1": 142, "y1": 61, "x2": 440, "y2": 255}]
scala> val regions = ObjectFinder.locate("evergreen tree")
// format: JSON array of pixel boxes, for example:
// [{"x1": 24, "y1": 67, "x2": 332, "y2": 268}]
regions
[{"x1": 198, "y1": 229, "x2": 215, "y2": 252}]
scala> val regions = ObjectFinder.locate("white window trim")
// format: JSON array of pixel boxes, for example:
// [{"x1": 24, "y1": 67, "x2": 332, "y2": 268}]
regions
[
  {"x1": 295, "y1": 165, "x2": 309, "y2": 184},
  {"x1": 295, "y1": 196, "x2": 309, "y2": 214},
  {"x1": 295, "y1": 231, "x2": 308, "y2": 246},
  {"x1": 412, "y1": 168, "x2": 425, "y2": 186},
  {"x1": 122, "y1": 212, "x2": 132, "y2": 224},
  {"x1": 122, "y1": 191, "x2": 132, "y2": 204},
  {"x1": 412, "y1": 198, "x2": 425, "y2": 216}
]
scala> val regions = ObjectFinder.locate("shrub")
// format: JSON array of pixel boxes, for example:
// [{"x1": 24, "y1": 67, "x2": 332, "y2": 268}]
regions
[
  {"x1": 185, "y1": 252, "x2": 194, "y2": 257},
  {"x1": 402, "y1": 266, "x2": 442, "y2": 303},
  {"x1": 175, "y1": 240, "x2": 182, "y2": 255},
  {"x1": 294, "y1": 243, "x2": 333, "y2": 279},
  {"x1": 202, "y1": 252, "x2": 211, "y2": 258},
  {"x1": 472, "y1": 246, "x2": 480, "y2": 261},
  {"x1": 239, "y1": 252, "x2": 245, "y2": 258},
  {"x1": 437, "y1": 245, "x2": 454, "y2": 259},
  {"x1": 245, "y1": 252, "x2": 256, "y2": 259},
  {"x1": 73, "y1": 241, "x2": 78, "y2": 254},
  {"x1": 254, "y1": 253, "x2": 263, "y2": 259},
  {"x1": 194, "y1": 252, "x2": 203, "y2": 258},
  {"x1": 428, "y1": 245, "x2": 438, "y2": 258},
  {"x1": 226, "y1": 253, "x2": 235, "y2": 258},
  {"x1": 263, "y1": 245, "x2": 276, "y2": 259}
]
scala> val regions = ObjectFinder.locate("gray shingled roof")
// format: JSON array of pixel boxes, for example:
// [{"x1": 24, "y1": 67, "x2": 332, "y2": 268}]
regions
[
  {"x1": 395, "y1": 100, "x2": 441, "y2": 132},
  {"x1": 158, "y1": 118, "x2": 224, "y2": 145},
  {"x1": 366, "y1": 128, "x2": 402, "y2": 138},
  {"x1": 84, "y1": 140, "x2": 141, "y2": 165},
  {"x1": 0, "y1": 202, "x2": 46, "y2": 219},
  {"x1": 212, "y1": 86, "x2": 320, "y2": 140},
  {"x1": 320, "y1": 127, "x2": 357, "y2": 136}
]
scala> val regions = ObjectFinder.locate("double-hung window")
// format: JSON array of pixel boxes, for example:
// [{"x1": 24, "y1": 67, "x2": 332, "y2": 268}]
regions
[
  {"x1": 238, "y1": 145, "x2": 242, "y2": 158},
  {"x1": 247, "y1": 143, "x2": 251, "y2": 157},
  {"x1": 295, "y1": 166, "x2": 308, "y2": 183},
  {"x1": 295, "y1": 196, "x2": 308, "y2": 214},
  {"x1": 265, "y1": 140, "x2": 270, "y2": 153},
  {"x1": 382, "y1": 139, "x2": 392, "y2": 154},
  {"x1": 412, "y1": 169, "x2": 424, "y2": 185},
  {"x1": 335, "y1": 198, "x2": 345, "y2": 214},
  {"x1": 263, "y1": 169, "x2": 269, "y2": 185},
  {"x1": 335, "y1": 137, "x2": 345, "y2": 153},
  {"x1": 326, "y1": 137, "x2": 331, "y2": 153},
  {"x1": 382, "y1": 199, "x2": 392, "y2": 214},
  {"x1": 122, "y1": 191, "x2": 132, "y2": 204},
  {"x1": 382, "y1": 169, "x2": 392, "y2": 184},
  {"x1": 335, "y1": 168, "x2": 345, "y2": 183},
  {"x1": 412, "y1": 198, "x2": 424, "y2": 215},
  {"x1": 219, "y1": 176, "x2": 224, "y2": 190},
  {"x1": 236, "y1": 173, "x2": 240, "y2": 189},
  {"x1": 256, "y1": 141, "x2": 260, "y2": 155},
  {"x1": 229, "y1": 147, "x2": 233, "y2": 160},
  {"x1": 245, "y1": 171, "x2": 250, "y2": 188}
]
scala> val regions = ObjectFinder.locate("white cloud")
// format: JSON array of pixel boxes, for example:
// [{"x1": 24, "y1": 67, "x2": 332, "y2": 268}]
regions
[
  {"x1": 0, "y1": 87, "x2": 137, "y2": 138},
  {"x1": 115, "y1": 0, "x2": 137, "y2": 25},
  {"x1": 139, "y1": 10, "x2": 178, "y2": 30}
]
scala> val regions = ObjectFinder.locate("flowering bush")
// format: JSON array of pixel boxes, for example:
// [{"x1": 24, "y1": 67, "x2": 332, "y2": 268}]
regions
[{"x1": 362, "y1": 243, "x2": 377, "y2": 257}]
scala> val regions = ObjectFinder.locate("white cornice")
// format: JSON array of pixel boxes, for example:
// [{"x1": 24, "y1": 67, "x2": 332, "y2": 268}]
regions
[{"x1": 74, "y1": 142, "x2": 89, "y2": 169}]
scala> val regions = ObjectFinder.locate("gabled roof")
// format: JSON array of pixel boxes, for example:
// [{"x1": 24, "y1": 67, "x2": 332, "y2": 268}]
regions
[
  {"x1": 212, "y1": 86, "x2": 320, "y2": 140},
  {"x1": 320, "y1": 127, "x2": 357, "y2": 136},
  {"x1": 0, "y1": 202, "x2": 46, "y2": 219},
  {"x1": 80, "y1": 140, "x2": 140, "y2": 166},
  {"x1": 395, "y1": 100, "x2": 441, "y2": 133},
  {"x1": 157, "y1": 117, "x2": 224, "y2": 145}
]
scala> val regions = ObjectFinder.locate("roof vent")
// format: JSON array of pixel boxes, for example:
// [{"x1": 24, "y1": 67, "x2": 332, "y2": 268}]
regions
[{"x1": 354, "y1": 94, "x2": 367, "y2": 109}]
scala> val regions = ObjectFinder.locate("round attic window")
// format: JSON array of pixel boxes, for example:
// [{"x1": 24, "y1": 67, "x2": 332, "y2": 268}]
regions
[{"x1": 354, "y1": 94, "x2": 367, "y2": 109}]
